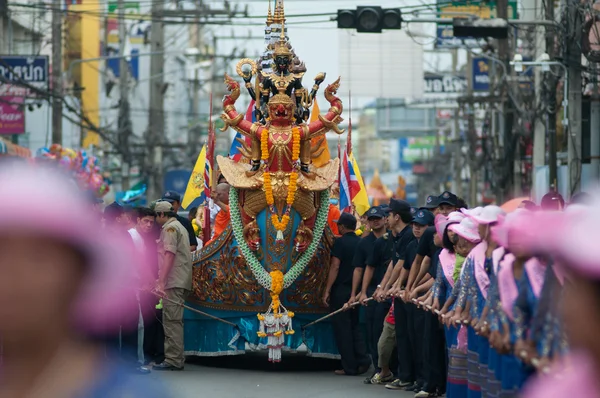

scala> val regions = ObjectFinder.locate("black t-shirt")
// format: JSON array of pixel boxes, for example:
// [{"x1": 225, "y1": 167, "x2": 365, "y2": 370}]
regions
[
  {"x1": 393, "y1": 225, "x2": 415, "y2": 264},
  {"x1": 429, "y1": 248, "x2": 442, "y2": 278},
  {"x1": 417, "y1": 226, "x2": 437, "y2": 259},
  {"x1": 176, "y1": 214, "x2": 198, "y2": 247},
  {"x1": 331, "y1": 232, "x2": 361, "y2": 289},
  {"x1": 367, "y1": 231, "x2": 398, "y2": 287},
  {"x1": 353, "y1": 233, "x2": 378, "y2": 270},
  {"x1": 402, "y1": 239, "x2": 419, "y2": 271}
]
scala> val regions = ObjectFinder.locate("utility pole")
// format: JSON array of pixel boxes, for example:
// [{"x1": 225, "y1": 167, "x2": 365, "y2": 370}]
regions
[
  {"x1": 188, "y1": 5, "x2": 202, "y2": 161},
  {"x1": 591, "y1": 61, "x2": 600, "y2": 181},
  {"x1": 118, "y1": 0, "x2": 131, "y2": 191},
  {"x1": 451, "y1": 48, "x2": 463, "y2": 198},
  {"x1": 566, "y1": 0, "x2": 582, "y2": 196},
  {"x1": 51, "y1": 0, "x2": 63, "y2": 146},
  {"x1": 465, "y1": 51, "x2": 478, "y2": 206},
  {"x1": 146, "y1": 0, "x2": 165, "y2": 202},
  {"x1": 545, "y1": 0, "x2": 558, "y2": 191}
]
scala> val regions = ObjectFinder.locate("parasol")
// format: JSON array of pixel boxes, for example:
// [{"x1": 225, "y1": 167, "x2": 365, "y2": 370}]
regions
[{"x1": 500, "y1": 197, "x2": 530, "y2": 213}]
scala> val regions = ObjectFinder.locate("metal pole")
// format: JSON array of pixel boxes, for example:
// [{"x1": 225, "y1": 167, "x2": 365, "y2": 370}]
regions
[
  {"x1": 118, "y1": 0, "x2": 131, "y2": 191},
  {"x1": 532, "y1": 0, "x2": 547, "y2": 196},
  {"x1": 466, "y1": 51, "x2": 478, "y2": 206},
  {"x1": 451, "y1": 49, "x2": 463, "y2": 197},
  {"x1": 590, "y1": 62, "x2": 600, "y2": 182},
  {"x1": 146, "y1": 0, "x2": 165, "y2": 202},
  {"x1": 566, "y1": 0, "x2": 582, "y2": 196},
  {"x1": 546, "y1": 1, "x2": 558, "y2": 191},
  {"x1": 51, "y1": 0, "x2": 63, "y2": 145}
]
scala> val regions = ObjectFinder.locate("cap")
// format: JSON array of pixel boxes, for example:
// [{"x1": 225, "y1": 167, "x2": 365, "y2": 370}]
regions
[
  {"x1": 438, "y1": 191, "x2": 458, "y2": 207},
  {"x1": 335, "y1": 212, "x2": 357, "y2": 230},
  {"x1": 410, "y1": 207, "x2": 418, "y2": 216},
  {"x1": 380, "y1": 204, "x2": 391, "y2": 215},
  {"x1": 412, "y1": 209, "x2": 434, "y2": 226},
  {"x1": 162, "y1": 190, "x2": 182, "y2": 203},
  {"x1": 541, "y1": 191, "x2": 565, "y2": 211},
  {"x1": 461, "y1": 206, "x2": 484, "y2": 218},
  {"x1": 422, "y1": 195, "x2": 440, "y2": 210},
  {"x1": 389, "y1": 198, "x2": 411, "y2": 214},
  {"x1": 154, "y1": 200, "x2": 174, "y2": 213},
  {"x1": 434, "y1": 214, "x2": 449, "y2": 237},
  {"x1": 366, "y1": 206, "x2": 385, "y2": 219}
]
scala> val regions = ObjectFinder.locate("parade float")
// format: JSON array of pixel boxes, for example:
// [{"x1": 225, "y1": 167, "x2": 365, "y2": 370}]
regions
[
  {"x1": 35, "y1": 144, "x2": 110, "y2": 199},
  {"x1": 184, "y1": 0, "x2": 345, "y2": 361}
]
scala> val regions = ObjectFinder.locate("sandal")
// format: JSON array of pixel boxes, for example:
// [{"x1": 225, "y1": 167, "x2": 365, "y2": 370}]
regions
[{"x1": 371, "y1": 372, "x2": 394, "y2": 384}]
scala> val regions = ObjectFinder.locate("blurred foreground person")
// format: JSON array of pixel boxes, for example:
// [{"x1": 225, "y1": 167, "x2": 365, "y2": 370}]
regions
[{"x1": 0, "y1": 165, "x2": 169, "y2": 397}]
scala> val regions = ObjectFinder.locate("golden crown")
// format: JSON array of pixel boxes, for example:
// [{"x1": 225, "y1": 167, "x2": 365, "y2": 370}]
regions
[{"x1": 269, "y1": 93, "x2": 295, "y2": 107}]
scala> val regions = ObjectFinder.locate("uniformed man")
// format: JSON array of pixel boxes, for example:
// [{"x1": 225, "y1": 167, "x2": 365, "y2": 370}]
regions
[
  {"x1": 153, "y1": 201, "x2": 192, "y2": 371},
  {"x1": 437, "y1": 191, "x2": 458, "y2": 216},
  {"x1": 324, "y1": 212, "x2": 371, "y2": 376},
  {"x1": 161, "y1": 191, "x2": 198, "y2": 251}
]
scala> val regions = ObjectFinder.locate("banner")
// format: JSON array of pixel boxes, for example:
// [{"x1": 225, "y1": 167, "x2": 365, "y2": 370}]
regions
[
  {"x1": 0, "y1": 56, "x2": 49, "y2": 97},
  {"x1": 0, "y1": 97, "x2": 25, "y2": 134},
  {"x1": 472, "y1": 57, "x2": 490, "y2": 92}
]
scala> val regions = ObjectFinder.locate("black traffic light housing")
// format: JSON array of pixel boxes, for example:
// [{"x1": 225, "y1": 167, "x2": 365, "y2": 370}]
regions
[{"x1": 337, "y1": 6, "x2": 402, "y2": 33}]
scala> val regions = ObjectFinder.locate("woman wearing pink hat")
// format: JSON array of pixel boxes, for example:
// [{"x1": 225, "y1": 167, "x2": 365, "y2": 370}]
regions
[
  {"x1": 488, "y1": 210, "x2": 540, "y2": 396},
  {"x1": 449, "y1": 205, "x2": 506, "y2": 398},
  {"x1": 442, "y1": 217, "x2": 483, "y2": 398},
  {"x1": 430, "y1": 212, "x2": 468, "y2": 398},
  {"x1": 0, "y1": 165, "x2": 170, "y2": 397}
]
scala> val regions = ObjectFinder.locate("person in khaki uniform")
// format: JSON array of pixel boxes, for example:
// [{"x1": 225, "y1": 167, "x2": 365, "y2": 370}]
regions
[{"x1": 152, "y1": 201, "x2": 192, "y2": 371}]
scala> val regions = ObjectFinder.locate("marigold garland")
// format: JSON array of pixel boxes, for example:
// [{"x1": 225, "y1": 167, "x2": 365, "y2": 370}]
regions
[{"x1": 260, "y1": 127, "x2": 301, "y2": 234}]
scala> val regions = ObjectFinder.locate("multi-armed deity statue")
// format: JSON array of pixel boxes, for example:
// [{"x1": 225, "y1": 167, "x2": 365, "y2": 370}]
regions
[{"x1": 186, "y1": 0, "x2": 345, "y2": 362}]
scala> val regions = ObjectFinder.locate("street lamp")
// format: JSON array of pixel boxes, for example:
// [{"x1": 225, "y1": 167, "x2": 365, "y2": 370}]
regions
[{"x1": 509, "y1": 53, "x2": 569, "y2": 126}]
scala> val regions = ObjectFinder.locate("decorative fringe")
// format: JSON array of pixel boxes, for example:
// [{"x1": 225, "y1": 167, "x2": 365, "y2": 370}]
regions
[{"x1": 257, "y1": 302, "x2": 295, "y2": 363}]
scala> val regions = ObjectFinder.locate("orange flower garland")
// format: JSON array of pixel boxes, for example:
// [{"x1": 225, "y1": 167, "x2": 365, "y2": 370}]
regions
[{"x1": 261, "y1": 127, "x2": 301, "y2": 233}]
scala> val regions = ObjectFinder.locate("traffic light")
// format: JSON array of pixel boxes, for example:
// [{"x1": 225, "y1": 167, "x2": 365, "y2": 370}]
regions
[{"x1": 337, "y1": 6, "x2": 402, "y2": 33}]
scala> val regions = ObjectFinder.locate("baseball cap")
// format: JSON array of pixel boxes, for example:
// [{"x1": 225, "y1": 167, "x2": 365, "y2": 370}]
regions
[
  {"x1": 380, "y1": 204, "x2": 391, "y2": 215},
  {"x1": 335, "y1": 212, "x2": 358, "y2": 230},
  {"x1": 412, "y1": 209, "x2": 434, "y2": 226},
  {"x1": 366, "y1": 206, "x2": 385, "y2": 219},
  {"x1": 438, "y1": 191, "x2": 458, "y2": 207},
  {"x1": 422, "y1": 195, "x2": 440, "y2": 210},
  {"x1": 154, "y1": 200, "x2": 174, "y2": 213},
  {"x1": 541, "y1": 191, "x2": 565, "y2": 211},
  {"x1": 162, "y1": 190, "x2": 182, "y2": 203},
  {"x1": 104, "y1": 202, "x2": 124, "y2": 219},
  {"x1": 389, "y1": 198, "x2": 411, "y2": 214}
]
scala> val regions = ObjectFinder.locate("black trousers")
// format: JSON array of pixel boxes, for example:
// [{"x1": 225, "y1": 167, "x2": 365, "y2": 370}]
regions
[
  {"x1": 394, "y1": 298, "x2": 415, "y2": 382},
  {"x1": 106, "y1": 290, "x2": 140, "y2": 366},
  {"x1": 330, "y1": 286, "x2": 370, "y2": 374},
  {"x1": 405, "y1": 302, "x2": 426, "y2": 386},
  {"x1": 364, "y1": 297, "x2": 391, "y2": 370},
  {"x1": 422, "y1": 311, "x2": 447, "y2": 393},
  {"x1": 140, "y1": 291, "x2": 165, "y2": 364}
]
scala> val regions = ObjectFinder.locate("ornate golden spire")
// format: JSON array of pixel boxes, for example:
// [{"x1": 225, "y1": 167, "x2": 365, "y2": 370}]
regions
[
  {"x1": 273, "y1": 0, "x2": 285, "y2": 24},
  {"x1": 266, "y1": 0, "x2": 273, "y2": 26}
]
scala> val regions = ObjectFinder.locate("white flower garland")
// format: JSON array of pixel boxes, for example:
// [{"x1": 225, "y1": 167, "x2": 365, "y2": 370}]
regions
[{"x1": 229, "y1": 187, "x2": 330, "y2": 289}]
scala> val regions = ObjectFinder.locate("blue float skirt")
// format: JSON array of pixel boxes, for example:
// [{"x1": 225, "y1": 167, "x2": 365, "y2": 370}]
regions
[
  {"x1": 467, "y1": 327, "x2": 481, "y2": 398},
  {"x1": 445, "y1": 326, "x2": 468, "y2": 398}
]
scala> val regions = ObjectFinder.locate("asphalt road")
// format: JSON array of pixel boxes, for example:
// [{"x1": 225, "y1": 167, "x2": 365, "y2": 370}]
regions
[{"x1": 153, "y1": 353, "x2": 416, "y2": 398}]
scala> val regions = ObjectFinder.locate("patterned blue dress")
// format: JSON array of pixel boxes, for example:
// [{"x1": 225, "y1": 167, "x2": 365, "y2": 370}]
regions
[{"x1": 433, "y1": 252, "x2": 468, "y2": 398}]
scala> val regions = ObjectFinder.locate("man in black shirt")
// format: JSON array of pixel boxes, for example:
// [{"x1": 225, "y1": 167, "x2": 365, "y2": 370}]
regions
[
  {"x1": 324, "y1": 213, "x2": 370, "y2": 376},
  {"x1": 161, "y1": 191, "x2": 197, "y2": 251},
  {"x1": 347, "y1": 206, "x2": 387, "y2": 379}
]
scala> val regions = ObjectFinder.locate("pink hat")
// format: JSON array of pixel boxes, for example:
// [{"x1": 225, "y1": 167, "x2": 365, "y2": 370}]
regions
[
  {"x1": 471, "y1": 205, "x2": 506, "y2": 225},
  {"x1": 491, "y1": 209, "x2": 544, "y2": 250},
  {"x1": 434, "y1": 214, "x2": 449, "y2": 237},
  {"x1": 449, "y1": 217, "x2": 482, "y2": 243},
  {"x1": 527, "y1": 191, "x2": 600, "y2": 278},
  {"x1": 0, "y1": 164, "x2": 152, "y2": 333},
  {"x1": 447, "y1": 211, "x2": 466, "y2": 224},
  {"x1": 461, "y1": 206, "x2": 483, "y2": 218}
]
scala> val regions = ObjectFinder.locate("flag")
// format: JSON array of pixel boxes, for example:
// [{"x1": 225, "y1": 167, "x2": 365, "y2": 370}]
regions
[
  {"x1": 181, "y1": 144, "x2": 207, "y2": 209},
  {"x1": 349, "y1": 152, "x2": 370, "y2": 216},
  {"x1": 339, "y1": 150, "x2": 352, "y2": 212},
  {"x1": 229, "y1": 100, "x2": 255, "y2": 162},
  {"x1": 309, "y1": 98, "x2": 331, "y2": 168}
]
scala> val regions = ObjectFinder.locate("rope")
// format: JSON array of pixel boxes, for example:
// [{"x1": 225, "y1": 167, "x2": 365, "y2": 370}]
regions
[
  {"x1": 149, "y1": 290, "x2": 238, "y2": 328},
  {"x1": 301, "y1": 297, "x2": 373, "y2": 330}
]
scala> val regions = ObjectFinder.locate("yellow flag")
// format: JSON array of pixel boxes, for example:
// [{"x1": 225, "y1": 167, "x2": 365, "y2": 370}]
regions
[
  {"x1": 349, "y1": 153, "x2": 370, "y2": 216},
  {"x1": 181, "y1": 144, "x2": 207, "y2": 210},
  {"x1": 309, "y1": 98, "x2": 331, "y2": 168}
]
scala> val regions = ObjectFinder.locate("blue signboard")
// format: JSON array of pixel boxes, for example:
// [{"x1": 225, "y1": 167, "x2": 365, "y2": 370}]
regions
[
  {"x1": 472, "y1": 57, "x2": 490, "y2": 92},
  {"x1": 0, "y1": 56, "x2": 49, "y2": 86}
]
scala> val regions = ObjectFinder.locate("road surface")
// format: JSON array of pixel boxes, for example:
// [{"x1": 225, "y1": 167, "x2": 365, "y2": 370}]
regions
[{"x1": 151, "y1": 353, "x2": 417, "y2": 397}]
